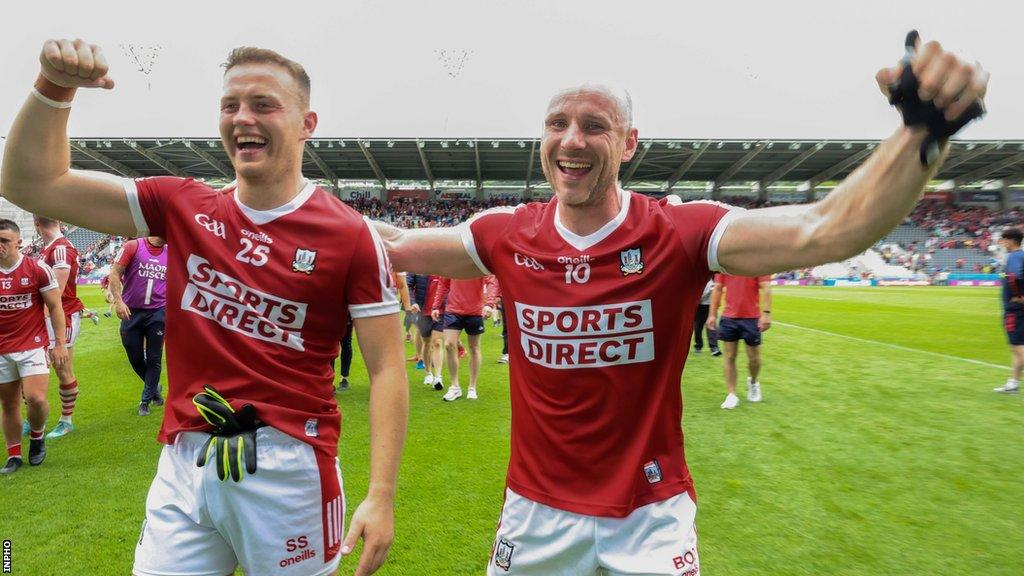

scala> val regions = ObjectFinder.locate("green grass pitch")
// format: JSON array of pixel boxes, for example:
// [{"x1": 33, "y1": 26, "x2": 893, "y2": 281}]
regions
[{"x1": 2, "y1": 286, "x2": 1021, "y2": 575}]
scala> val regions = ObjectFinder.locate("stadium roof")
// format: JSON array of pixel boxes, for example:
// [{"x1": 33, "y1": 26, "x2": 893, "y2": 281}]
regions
[{"x1": 66, "y1": 137, "x2": 1024, "y2": 192}]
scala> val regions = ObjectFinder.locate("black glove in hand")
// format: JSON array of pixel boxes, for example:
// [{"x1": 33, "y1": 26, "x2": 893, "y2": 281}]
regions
[
  {"x1": 888, "y1": 30, "x2": 986, "y2": 166},
  {"x1": 192, "y1": 385, "x2": 259, "y2": 482},
  {"x1": 196, "y1": 431, "x2": 257, "y2": 482}
]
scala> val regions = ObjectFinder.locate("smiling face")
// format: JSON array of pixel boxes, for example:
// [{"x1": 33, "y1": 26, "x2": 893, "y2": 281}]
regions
[
  {"x1": 219, "y1": 63, "x2": 316, "y2": 184},
  {"x1": 540, "y1": 86, "x2": 638, "y2": 209}
]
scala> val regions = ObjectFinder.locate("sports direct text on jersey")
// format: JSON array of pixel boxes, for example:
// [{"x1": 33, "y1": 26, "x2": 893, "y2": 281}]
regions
[
  {"x1": 515, "y1": 300, "x2": 654, "y2": 368},
  {"x1": 183, "y1": 254, "x2": 307, "y2": 351}
]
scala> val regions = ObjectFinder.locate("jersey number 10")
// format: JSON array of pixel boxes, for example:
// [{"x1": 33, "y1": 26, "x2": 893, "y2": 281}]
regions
[{"x1": 564, "y1": 263, "x2": 591, "y2": 284}]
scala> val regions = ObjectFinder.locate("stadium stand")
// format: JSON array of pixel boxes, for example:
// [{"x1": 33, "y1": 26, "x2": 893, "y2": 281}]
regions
[
  {"x1": 0, "y1": 197, "x2": 37, "y2": 244},
  {"x1": 66, "y1": 227, "x2": 105, "y2": 252},
  {"x1": 8, "y1": 190, "x2": 1022, "y2": 281}
]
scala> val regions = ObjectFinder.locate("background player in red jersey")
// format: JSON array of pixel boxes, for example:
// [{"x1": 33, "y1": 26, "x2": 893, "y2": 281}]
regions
[
  {"x1": 373, "y1": 35, "x2": 988, "y2": 574},
  {"x1": 0, "y1": 219, "x2": 68, "y2": 474},
  {"x1": 430, "y1": 276, "x2": 497, "y2": 401},
  {"x1": 33, "y1": 216, "x2": 85, "y2": 438},
  {"x1": 2, "y1": 39, "x2": 407, "y2": 576},
  {"x1": 707, "y1": 273, "x2": 771, "y2": 409}
]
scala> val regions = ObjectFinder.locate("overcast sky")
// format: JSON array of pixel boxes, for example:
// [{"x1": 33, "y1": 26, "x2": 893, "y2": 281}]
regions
[{"x1": 0, "y1": 0, "x2": 1018, "y2": 140}]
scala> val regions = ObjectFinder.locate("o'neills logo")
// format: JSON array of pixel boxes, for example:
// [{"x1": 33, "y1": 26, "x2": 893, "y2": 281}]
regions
[
  {"x1": 515, "y1": 300, "x2": 654, "y2": 369},
  {"x1": 182, "y1": 254, "x2": 307, "y2": 351}
]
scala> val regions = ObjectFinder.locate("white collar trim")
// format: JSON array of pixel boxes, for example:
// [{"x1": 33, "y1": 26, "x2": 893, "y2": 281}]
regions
[
  {"x1": 0, "y1": 255, "x2": 23, "y2": 275},
  {"x1": 554, "y1": 186, "x2": 631, "y2": 252},
  {"x1": 43, "y1": 233, "x2": 65, "y2": 249},
  {"x1": 234, "y1": 180, "x2": 316, "y2": 225}
]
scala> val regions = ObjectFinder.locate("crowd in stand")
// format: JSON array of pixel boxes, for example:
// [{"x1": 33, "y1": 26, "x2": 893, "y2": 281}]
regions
[
  {"x1": 877, "y1": 201, "x2": 1024, "y2": 274},
  {"x1": 345, "y1": 197, "x2": 519, "y2": 228},
  {"x1": 49, "y1": 195, "x2": 1024, "y2": 280}
]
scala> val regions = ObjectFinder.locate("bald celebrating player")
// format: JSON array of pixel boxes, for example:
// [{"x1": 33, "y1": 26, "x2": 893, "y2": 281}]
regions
[
  {"x1": 374, "y1": 33, "x2": 988, "y2": 574},
  {"x1": 2, "y1": 39, "x2": 407, "y2": 576}
]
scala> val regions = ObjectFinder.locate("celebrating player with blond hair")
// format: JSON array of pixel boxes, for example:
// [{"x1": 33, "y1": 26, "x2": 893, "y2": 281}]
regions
[{"x1": 2, "y1": 38, "x2": 407, "y2": 576}]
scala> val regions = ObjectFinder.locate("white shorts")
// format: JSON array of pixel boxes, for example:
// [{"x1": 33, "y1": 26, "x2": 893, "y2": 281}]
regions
[
  {"x1": 488, "y1": 489, "x2": 700, "y2": 576},
  {"x1": 133, "y1": 427, "x2": 345, "y2": 576},
  {"x1": 0, "y1": 348, "x2": 50, "y2": 384},
  {"x1": 46, "y1": 311, "x2": 81, "y2": 349}
]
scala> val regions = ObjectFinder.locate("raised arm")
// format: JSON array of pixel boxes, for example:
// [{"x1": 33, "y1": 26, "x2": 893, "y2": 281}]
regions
[
  {"x1": 372, "y1": 222, "x2": 484, "y2": 279},
  {"x1": 1, "y1": 39, "x2": 136, "y2": 236},
  {"x1": 717, "y1": 36, "x2": 988, "y2": 276}
]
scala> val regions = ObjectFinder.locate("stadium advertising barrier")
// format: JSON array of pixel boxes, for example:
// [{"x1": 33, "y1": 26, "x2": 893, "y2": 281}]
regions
[
  {"x1": 772, "y1": 279, "x2": 813, "y2": 286},
  {"x1": 957, "y1": 190, "x2": 1002, "y2": 206},
  {"x1": 485, "y1": 189, "x2": 526, "y2": 202},
  {"x1": 341, "y1": 189, "x2": 382, "y2": 201},
  {"x1": 437, "y1": 189, "x2": 475, "y2": 200},
  {"x1": 1009, "y1": 190, "x2": 1024, "y2": 207},
  {"x1": 948, "y1": 280, "x2": 1000, "y2": 286},
  {"x1": 946, "y1": 273, "x2": 1000, "y2": 287},
  {"x1": 823, "y1": 278, "x2": 871, "y2": 286},
  {"x1": 921, "y1": 191, "x2": 954, "y2": 204},
  {"x1": 387, "y1": 189, "x2": 430, "y2": 201},
  {"x1": 875, "y1": 279, "x2": 932, "y2": 286},
  {"x1": 822, "y1": 278, "x2": 931, "y2": 287}
]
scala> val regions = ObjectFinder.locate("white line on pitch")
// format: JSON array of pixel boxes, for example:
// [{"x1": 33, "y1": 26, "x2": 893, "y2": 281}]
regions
[{"x1": 774, "y1": 321, "x2": 1010, "y2": 371}]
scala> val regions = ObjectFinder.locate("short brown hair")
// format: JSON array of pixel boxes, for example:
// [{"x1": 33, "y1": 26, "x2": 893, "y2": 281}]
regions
[
  {"x1": 223, "y1": 47, "x2": 311, "y2": 107},
  {"x1": 1002, "y1": 227, "x2": 1023, "y2": 245},
  {"x1": 33, "y1": 215, "x2": 59, "y2": 227},
  {"x1": 0, "y1": 219, "x2": 20, "y2": 234}
]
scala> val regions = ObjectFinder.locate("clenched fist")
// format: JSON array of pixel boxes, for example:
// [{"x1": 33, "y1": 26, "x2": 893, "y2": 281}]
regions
[
  {"x1": 40, "y1": 38, "x2": 114, "y2": 90},
  {"x1": 875, "y1": 33, "x2": 988, "y2": 124}
]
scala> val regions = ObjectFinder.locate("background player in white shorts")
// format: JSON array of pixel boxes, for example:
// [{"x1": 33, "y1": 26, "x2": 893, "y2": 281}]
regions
[
  {"x1": 373, "y1": 33, "x2": 988, "y2": 574},
  {"x1": 35, "y1": 215, "x2": 86, "y2": 438},
  {"x1": 0, "y1": 219, "x2": 68, "y2": 475},
  {"x1": 2, "y1": 39, "x2": 407, "y2": 576}
]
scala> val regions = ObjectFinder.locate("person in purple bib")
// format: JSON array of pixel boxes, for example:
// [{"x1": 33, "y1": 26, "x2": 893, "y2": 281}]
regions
[{"x1": 109, "y1": 237, "x2": 168, "y2": 416}]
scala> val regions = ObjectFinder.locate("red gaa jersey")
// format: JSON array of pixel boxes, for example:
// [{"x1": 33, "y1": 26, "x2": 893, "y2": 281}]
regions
[
  {"x1": 715, "y1": 273, "x2": 770, "y2": 319},
  {"x1": 431, "y1": 276, "x2": 498, "y2": 316},
  {"x1": 123, "y1": 177, "x2": 399, "y2": 457},
  {"x1": 0, "y1": 255, "x2": 58, "y2": 354},
  {"x1": 39, "y1": 235, "x2": 85, "y2": 316},
  {"x1": 464, "y1": 188, "x2": 738, "y2": 517}
]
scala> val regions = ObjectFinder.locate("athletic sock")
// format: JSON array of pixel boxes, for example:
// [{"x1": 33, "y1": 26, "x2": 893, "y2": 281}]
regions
[
  {"x1": 59, "y1": 379, "x2": 79, "y2": 421},
  {"x1": 7, "y1": 443, "x2": 21, "y2": 458},
  {"x1": 29, "y1": 430, "x2": 44, "y2": 441}
]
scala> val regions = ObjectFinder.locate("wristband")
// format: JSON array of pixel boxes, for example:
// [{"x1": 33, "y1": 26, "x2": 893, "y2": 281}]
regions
[{"x1": 32, "y1": 74, "x2": 76, "y2": 109}]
